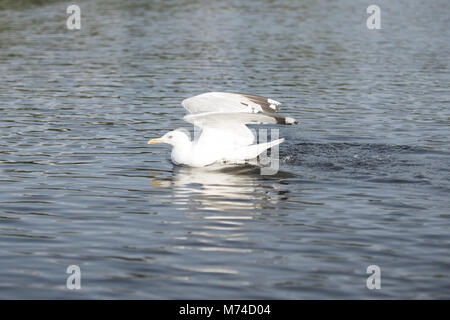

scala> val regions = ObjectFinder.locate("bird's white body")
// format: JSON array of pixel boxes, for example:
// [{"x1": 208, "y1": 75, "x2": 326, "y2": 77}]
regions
[
  {"x1": 148, "y1": 92, "x2": 297, "y2": 168},
  {"x1": 168, "y1": 130, "x2": 285, "y2": 167}
]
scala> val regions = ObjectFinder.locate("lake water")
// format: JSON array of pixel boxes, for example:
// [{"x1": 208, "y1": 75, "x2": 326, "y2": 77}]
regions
[{"x1": 0, "y1": 0, "x2": 449, "y2": 299}]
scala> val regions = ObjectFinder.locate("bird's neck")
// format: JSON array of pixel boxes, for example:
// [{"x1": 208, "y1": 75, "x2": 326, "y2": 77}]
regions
[{"x1": 171, "y1": 140, "x2": 193, "y2": 165}]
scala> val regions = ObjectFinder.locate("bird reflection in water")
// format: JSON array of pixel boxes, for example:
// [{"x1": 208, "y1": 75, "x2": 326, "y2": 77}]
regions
[{"x1": 148, "y1": 164, "x2": 292, "y2": 213}]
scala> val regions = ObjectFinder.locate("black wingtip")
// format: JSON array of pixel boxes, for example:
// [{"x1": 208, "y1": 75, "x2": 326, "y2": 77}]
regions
[
  {"x1": 285, "y1": 117, "x2": 298, "y2": 125},
  {"x1": 271, "y1": 115, "x2": 299, "y2": 125},
  {"x1": 238, "y1": 93, "x2": 280, "y2": 113}
]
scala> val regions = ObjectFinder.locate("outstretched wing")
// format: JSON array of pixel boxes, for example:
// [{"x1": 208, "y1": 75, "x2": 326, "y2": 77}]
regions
[
  {"x1": 182, "y1": 92, "x2": 281, "y2": 114},
  {"x1": 183, "y1": 112, "x2": 297, "y2": 147}
]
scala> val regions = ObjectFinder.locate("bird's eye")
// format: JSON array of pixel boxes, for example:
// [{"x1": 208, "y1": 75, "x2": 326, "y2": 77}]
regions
[{"x1": 168, "y1": 135, "x2": 172, "y2": 139}]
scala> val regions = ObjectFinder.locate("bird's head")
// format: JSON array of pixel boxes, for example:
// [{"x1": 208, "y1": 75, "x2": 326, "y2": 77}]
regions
[{"x1": 147, "y1": 130, "x2": 190, "y2": 147}]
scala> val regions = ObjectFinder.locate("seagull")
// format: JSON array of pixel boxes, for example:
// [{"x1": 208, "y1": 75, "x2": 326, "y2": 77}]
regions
[{"x1": 148, "y1": 92, "x2": 298, "y2": 167}]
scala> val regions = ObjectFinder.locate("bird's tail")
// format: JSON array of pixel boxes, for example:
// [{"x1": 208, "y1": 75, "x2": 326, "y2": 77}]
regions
[{"x1": 223, "y1": 138, "x2": 285, "y2": 162}]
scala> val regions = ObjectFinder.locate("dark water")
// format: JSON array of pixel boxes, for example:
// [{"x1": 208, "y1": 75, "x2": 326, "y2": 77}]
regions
[{"x1": 0, "y1": 0, "x2": 449, "y2": 299}]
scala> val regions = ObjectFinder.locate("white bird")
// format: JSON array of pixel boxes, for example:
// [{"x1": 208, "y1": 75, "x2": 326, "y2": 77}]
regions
[{"x1": 147, "y1": 92, "x2": 298, "y2": 167}]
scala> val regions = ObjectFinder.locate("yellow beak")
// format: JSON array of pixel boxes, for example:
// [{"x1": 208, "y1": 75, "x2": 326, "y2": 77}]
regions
[{"x1": 147, "y1": 138, "x2": 163, "y2": 144}]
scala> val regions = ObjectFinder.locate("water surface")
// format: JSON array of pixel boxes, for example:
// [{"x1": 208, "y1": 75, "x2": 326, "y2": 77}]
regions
[{"x1": 0, "y1": 0, "x2": 449, "y2": 298}]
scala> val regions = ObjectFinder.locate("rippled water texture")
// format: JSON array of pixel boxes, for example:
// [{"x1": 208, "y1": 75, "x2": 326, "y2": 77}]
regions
[{"x1": 0, "y1": 0, "x2": 449, "y2": 299}]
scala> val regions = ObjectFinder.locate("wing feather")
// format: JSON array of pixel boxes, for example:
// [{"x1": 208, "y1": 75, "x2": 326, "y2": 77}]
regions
[
  {"x1": 182, "y1": 92, "x2": 281, "y2": 114},
  {"x1": 180, "y1": 93, "x2": 297, "y2": 149},
  {"x1": 183, "y1": 112, "x2": 297, "y2": 147}
]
